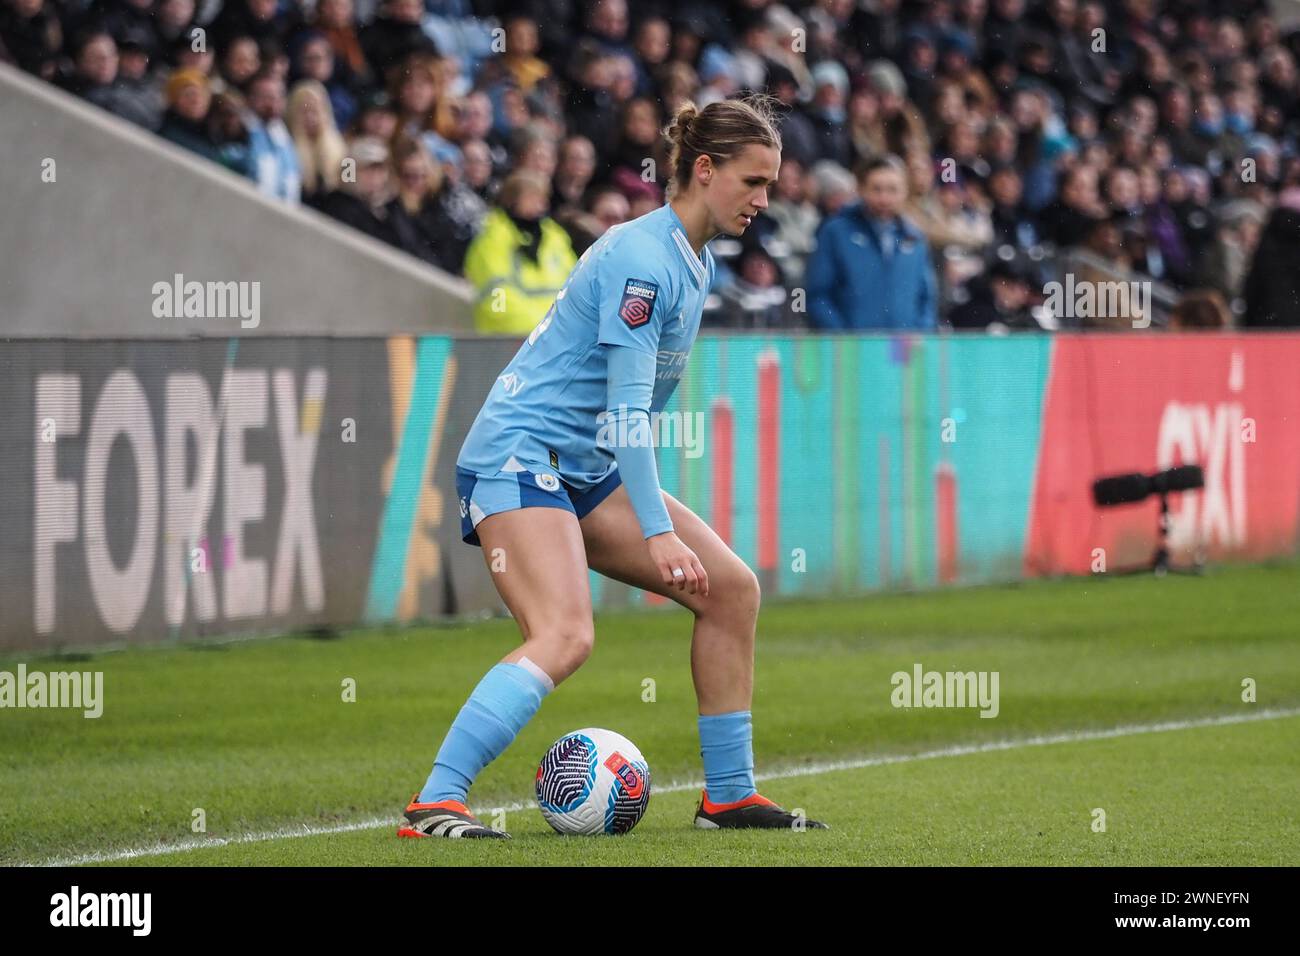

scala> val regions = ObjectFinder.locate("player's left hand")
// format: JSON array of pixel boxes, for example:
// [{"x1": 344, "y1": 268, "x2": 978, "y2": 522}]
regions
[{"x1": 647, "y1": 532, "x2": 709, "y2": 597}]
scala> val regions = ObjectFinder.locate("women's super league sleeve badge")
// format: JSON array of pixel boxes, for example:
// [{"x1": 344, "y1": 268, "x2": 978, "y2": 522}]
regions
[{"x1": 619, "y1": 278, "x2": 659, "y2": 328}]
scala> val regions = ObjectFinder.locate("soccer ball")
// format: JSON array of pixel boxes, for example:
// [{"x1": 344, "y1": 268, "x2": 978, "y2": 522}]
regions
[{"x1": 535, "y1": 728, "x2": 651, "y2": 835}]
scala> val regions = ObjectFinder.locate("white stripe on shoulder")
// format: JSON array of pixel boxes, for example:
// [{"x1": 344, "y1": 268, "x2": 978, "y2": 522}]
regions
[{"x1": 671, "y1": 229, "x2": 707, "y2": 286}]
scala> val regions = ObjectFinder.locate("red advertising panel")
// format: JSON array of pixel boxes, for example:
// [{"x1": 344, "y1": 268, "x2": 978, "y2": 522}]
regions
[{"x1": 1026, "y1": 335, "x2": 1300, "y2": 575}]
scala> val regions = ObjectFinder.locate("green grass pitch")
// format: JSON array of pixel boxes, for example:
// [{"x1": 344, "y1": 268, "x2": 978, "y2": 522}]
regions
[{"x1": 3, "y1": 559, "x2": 1298, "y2": 866}]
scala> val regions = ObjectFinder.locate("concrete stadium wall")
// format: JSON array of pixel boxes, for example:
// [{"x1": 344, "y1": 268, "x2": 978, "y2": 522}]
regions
[
  {"x1": 3, "y1": 332, "x2": 1299, "y2": 653},
  {"x1": 0, "y1": 62, "x2": 473, "y2": 338}
]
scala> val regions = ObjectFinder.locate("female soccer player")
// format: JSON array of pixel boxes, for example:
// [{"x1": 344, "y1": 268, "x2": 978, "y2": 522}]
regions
[{"x1": 398, "y1": 94, "x2": 828, "y2": 837}]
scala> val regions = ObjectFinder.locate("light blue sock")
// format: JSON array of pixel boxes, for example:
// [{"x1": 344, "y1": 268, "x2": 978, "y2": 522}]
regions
[
  {"x1": 418, "y1": 657, "x2": 555, "y2": 804},
  {"x1": 698, "y1": 710, "x2": 757, "y2": 804}
]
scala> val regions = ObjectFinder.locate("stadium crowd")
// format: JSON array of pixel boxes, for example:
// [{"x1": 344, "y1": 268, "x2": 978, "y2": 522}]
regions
[{"x1": 3, "y1": 0, "x2": 1299, "y2": 333}]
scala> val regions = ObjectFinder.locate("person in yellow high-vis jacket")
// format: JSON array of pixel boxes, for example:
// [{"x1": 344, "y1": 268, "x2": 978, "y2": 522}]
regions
[{"x1": 463, "y1": 171, "x2": 577, "y2": 335}]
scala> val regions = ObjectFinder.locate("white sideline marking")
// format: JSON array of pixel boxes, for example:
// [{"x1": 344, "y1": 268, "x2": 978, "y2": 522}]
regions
[{"x1": 26, "y1": 706, "x2": 1300, "y2": 867}]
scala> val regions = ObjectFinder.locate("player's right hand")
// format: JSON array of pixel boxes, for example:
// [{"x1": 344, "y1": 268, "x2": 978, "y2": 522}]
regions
[{"x1": 647, "y1": 532, "x2": 708, "y2": 596}]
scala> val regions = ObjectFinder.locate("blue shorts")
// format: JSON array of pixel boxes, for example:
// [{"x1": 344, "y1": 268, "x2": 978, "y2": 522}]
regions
[{"x1": 455, "y1": 464, "x2": 624, "y2": 546}]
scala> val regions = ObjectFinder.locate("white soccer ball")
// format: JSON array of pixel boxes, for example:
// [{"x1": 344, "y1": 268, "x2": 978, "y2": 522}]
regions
[{"x1": 535, "y1": 728, "x2": 651, "y2": 835}]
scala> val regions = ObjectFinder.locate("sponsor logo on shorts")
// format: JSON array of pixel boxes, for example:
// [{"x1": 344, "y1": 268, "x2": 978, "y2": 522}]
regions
[{"x1": 534, "y1": 473, "x2": 560, "y2": 492}]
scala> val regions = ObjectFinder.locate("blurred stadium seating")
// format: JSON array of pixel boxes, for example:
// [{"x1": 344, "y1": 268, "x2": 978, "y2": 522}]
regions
[{"x1": 4, "y1": 0, "x2": 1299, "y2": 333}]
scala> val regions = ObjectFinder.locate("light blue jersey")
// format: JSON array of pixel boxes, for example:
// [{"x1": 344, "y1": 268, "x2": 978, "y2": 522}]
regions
[{"x1": 458, "y1": 203, "x2": 714, "y2": 491}]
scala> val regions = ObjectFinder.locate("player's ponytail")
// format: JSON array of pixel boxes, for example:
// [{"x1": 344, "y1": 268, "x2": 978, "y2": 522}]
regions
[
  {"x1": 663, "y1": 94, "x2": 783, "y2": 200},
  {"x1": 665, "y1": 102, "x2": 700, "y2": 156}
]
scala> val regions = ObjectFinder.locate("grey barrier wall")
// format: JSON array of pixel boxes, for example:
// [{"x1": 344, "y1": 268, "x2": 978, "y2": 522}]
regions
[{"x1": 0, "y1": 62, "x2": 474, "y2": 338}]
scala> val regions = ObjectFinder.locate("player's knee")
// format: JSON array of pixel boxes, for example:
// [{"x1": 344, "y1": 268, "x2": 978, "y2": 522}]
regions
[
  {"x1": 699, "y1": 562, "x2": 761, "y2": 624},
  {"x1": 536, "y1": 621, "x2": 595, "y2": 672}
]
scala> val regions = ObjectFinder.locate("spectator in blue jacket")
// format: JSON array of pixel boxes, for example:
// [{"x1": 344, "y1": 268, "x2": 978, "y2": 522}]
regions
[
  {"x1": 805, "y1": 154, "x2": 938, "y2": 330},
  {"x1": 246, "y1": 69, "x2": 302, "y2": 203}
]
